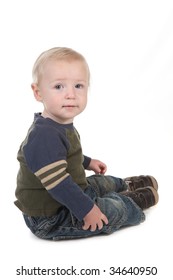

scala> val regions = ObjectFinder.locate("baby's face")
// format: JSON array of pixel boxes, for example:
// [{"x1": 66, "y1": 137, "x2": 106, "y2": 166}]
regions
[{"x1": 34, "y1": 59, "x2": 89, "y2": 124}]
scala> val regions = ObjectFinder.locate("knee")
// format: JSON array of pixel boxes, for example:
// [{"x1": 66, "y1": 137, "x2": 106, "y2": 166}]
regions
[{"x1": 96, "y1": 194, "x2": 128, "y2": 228}]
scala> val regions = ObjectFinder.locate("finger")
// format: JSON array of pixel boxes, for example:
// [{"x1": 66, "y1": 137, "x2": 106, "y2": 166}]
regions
[
  {"x1": 82, "y1": 222, "x2": 90, "y2": 231},
  {"x1": 83, "y1": 222, "x2": 99, "y2": 231},
  {"x1": 97, "y1": 220, "x2": 104, "y2": 230},
  {"x1": 102, "y1": 214, "x2": 109, "y2": 225},
  {"x1": 97, "y1": 217, "x2": 108, "y2": 230},
  {"x1": 90, "y1": 223, "x2": 97, "y2": 232},
  {"x1": 103, "y1": 166, "x2": 107, "y2": 173},
  {"x1": 95, "y1": 167, "x2": 103, "y2": 175},
  {"x1": 100, "y1": 165, "x2": 107, "y2": 174}
]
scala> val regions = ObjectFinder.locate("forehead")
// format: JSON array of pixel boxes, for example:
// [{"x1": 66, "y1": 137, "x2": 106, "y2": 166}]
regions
[{"x1": 39, "y1": 59, "x2": 89, "y2": 84}]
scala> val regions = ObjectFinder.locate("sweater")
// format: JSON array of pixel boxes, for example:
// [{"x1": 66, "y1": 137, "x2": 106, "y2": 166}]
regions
[{"x1": 14, "y1": 113, "x2": 94, "y2": 220}]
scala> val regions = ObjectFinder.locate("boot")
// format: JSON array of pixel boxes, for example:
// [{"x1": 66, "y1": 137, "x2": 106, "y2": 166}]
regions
[
  {"x1": 124, "y1": 175, "x2": 158, "y2": 191},
  {"x1": 122, "y1": 187, "x2": 159, "y2": 210}
]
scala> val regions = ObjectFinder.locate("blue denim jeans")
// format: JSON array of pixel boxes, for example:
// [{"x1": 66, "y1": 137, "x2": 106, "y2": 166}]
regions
[{"x1": 23, "y1": 175, "x2": 145, "y2": 240}]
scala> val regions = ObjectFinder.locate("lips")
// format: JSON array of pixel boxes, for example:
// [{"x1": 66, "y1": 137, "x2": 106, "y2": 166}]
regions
[{"x1": 62, "y1": 105, "x2": 77, "y2": 107}]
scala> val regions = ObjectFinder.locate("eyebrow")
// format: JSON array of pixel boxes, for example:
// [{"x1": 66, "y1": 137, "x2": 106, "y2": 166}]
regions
[{"x1": 51, "y1": 78, "x2": 87, "y2": 83}]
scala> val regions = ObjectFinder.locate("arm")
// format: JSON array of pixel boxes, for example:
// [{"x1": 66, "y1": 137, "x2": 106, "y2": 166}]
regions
[
  {"x1": 24, "y1": 125, "x2": 107, "y2": 226},
  {"x1": 48, "y1": 176, "x2": 94, "y2": 221},
  {"x1": 23, "y1": 127, "x2": 94, "y2": 221}
]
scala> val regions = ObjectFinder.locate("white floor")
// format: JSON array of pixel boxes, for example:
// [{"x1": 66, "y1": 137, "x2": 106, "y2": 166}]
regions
[{"x1": 1, "y1": 1, "x2": 173, "y2": 279}]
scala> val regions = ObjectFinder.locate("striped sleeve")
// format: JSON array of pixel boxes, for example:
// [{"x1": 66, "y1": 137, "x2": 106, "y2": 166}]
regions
[
  {"x1": 23, "y1": 126, "x2": 94, "y2": 220},
  {"x1": 34, "y1": 159, "x2": 94, "y2": 220},
  {"x1": 47, "y1": 176, "x2": 94, "y2": 221},
  {"x1": 34, "y1": 160, "x2": 69, "y2": 190}
]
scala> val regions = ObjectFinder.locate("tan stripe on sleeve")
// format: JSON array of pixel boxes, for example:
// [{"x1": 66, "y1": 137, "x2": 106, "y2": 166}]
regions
[
  {"x1": 35, "y1": 160, "x2": 66, "y2": 177},
  {"x1": 45, "y1": 173, "x2": 69, "y2": 190}
]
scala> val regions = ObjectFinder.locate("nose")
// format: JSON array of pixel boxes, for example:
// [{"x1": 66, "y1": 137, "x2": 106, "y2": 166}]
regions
[{"x1": 65, "y1": 86, "x2": 76, "y2": 99}]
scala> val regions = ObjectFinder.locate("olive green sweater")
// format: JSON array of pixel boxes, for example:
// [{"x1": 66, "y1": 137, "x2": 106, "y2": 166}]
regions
[{"x1": 14, "y1": 113, "x2": 94, "y2": 220}]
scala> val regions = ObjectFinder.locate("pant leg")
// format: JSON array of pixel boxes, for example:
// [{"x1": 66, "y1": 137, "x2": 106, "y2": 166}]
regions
[
  {"x1": 85, "y1": 175, "x2": 145, "y2": 233},
  {"x1": 95, "y1": 192, "x2": 145, "y2": 235},
  {"x1": 87, "y1": 174, "x2": 128, "y2": 195},
  {"x1": 23, "y1": 182, "x2": 145, "y2": 240}
]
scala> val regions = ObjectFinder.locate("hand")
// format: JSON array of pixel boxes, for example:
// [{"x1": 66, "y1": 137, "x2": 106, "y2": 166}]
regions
[
  {"x1": 87, "y1": 159, "x2": 107, "y2": 175},
  {"x1": 83, "y1": 204, "x2": 108, "y2": 231}
]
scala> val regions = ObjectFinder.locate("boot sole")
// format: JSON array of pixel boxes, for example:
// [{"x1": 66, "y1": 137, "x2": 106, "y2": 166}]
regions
[
  {"x1": 147, "y1": 176, "x2": 158, "y2": 191},
  {"x1": 147, "y1": 186, "x2": 159, "y2": 205}
]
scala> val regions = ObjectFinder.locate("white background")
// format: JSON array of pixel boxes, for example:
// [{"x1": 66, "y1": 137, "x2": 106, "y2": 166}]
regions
[{"x1": 1, "y1": 0, "x2": 173, "y2": 279}]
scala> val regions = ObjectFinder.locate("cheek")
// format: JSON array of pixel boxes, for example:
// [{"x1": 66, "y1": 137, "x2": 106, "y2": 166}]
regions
[
  {"x1": 83, "y1": 93, "x2": 88, "y2": 102},
  {"x1": 44, "y1": 94, "x2": 61, "y2": 105},
  {"x1": 43, "y1": 98, "x2": 58, "y2": 110},
  {"x1": 81, "y1": 95, "x2": 87, "y2": 104},
  {"x1": 82, "y1": 97, "x2": 87, "y2": 110}
]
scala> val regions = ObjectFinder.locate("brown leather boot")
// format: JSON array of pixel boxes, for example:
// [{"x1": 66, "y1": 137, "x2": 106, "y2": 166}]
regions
[
  {"x1": 124, "y1": 175, "x2": 158, "y2": 191},
  {"x1": 122, "y1": 187, "x2": 159, "y2": 210}
]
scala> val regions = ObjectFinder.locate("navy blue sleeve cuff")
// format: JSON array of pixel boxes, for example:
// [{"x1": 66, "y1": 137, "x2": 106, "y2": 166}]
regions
[{"x1": 83, "y1": 155, "x2": 91, "y2": 169}]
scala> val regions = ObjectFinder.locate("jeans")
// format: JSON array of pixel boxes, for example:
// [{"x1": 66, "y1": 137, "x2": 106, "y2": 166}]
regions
[{"x1": 23, "y1": 175, "x2": 145, "y2": 240}]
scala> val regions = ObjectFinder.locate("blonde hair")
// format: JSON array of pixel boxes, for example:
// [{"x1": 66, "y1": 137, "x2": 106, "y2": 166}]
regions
[{"x1": 32, "y1": 47, "x2": 90, "y2": 84}]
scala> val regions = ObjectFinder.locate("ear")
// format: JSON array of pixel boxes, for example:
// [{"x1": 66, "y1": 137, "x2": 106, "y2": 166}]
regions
[{"x1": 31, "y1": 83, "x2": 43, "y2": 102}]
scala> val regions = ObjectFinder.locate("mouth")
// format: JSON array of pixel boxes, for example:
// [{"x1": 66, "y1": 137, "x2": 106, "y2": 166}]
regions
[{"x1": 62, "y1": 105, "x2": 78, "y2": 108}]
